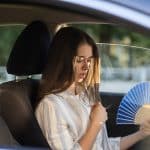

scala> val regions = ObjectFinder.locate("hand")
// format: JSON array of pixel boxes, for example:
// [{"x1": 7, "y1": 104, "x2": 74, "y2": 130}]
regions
[
  {"x1": 90, "y1": 102, "x2": 108, "y2": 126},
  {"x1": 139, "y1": 119, "x2": 150, "y2": 138}
]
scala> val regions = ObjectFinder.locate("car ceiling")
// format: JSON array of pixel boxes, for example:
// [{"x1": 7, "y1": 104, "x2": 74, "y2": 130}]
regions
[
  {"x1": 0, "y1": 0, "x2": 149, "y2": 34},
  {"x1": 0, "y1": 3, "x2": 102, "y2": 31}
]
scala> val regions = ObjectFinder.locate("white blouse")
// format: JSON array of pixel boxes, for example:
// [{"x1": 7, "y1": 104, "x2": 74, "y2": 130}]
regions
[{"x1": 35, "y1": 91, "x2": 120, "y2": 150}]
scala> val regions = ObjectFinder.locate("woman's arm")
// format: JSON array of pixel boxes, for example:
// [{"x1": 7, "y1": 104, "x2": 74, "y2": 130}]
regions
[
  {"x1": 79, "y1": 102, "x2": 108, "y2": 150},
  {"x1": 79, "y1": 121, "x2": 103, "y2": 150},
  {"x1": 120, "y1": 120, "x2": 150, "y2": 150},
  {"x1": 120, "y1": 131, "x2": 144, "y2": 150}
]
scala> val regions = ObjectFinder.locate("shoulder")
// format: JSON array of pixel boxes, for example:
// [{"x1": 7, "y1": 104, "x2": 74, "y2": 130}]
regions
[
  {"x1": 37, "y1": 94, "x2": 55, "y2": 107},
  {"x1": 36, "y1": 94, "x2": 62, "y2": 111},
  {"x1": 40, "y1": 94, "x2": 60, "y2": 103},
  {"x1": 35, "y1": 94, "x2": 59, "y2": 119}
]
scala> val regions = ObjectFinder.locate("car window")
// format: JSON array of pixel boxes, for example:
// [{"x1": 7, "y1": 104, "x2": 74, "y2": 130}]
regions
[
  {"x1": 0, "y1": 25, "x2": 25, "y2": 83},
  {"x1": 98, "y1": 43, "x2": 150, "y2": 93},
  {"x1": 69, "y1": 23, "x2": 150, "y2": 94}
]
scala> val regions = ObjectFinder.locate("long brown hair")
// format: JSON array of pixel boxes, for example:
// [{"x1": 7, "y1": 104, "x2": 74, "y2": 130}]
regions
[{"x1": 38, "y1": 27, "x2": 100, "y2": 103}]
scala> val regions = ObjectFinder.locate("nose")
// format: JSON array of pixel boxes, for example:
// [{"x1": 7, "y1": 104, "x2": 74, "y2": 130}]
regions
[{"x1": 82, "y1": 60, "x2": 90, "y2": 70}]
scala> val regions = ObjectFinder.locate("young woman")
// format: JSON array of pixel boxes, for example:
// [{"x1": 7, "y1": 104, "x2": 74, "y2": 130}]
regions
[{"x1": 35, "y1": 27, "x2": 150, "y2": 150}]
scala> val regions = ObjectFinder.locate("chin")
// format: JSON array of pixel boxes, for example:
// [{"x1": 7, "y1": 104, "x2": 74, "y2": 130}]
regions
[{"x1": 77, "y1": 79, "x2": 84, "y2": 83}]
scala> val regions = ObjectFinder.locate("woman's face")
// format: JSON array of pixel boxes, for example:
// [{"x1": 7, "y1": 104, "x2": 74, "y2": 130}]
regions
[{"x1": 74, "y1": 43, "x2": 93, "y2": 83}]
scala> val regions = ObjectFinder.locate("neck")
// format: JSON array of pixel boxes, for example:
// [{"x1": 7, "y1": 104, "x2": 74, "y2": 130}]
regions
[
  {"x1": 68, "y1": 82, "x2": 83, "y2": 95},
  {"x1": 68, "y1": 83, "x2": 76, "y2": 94},
  {"x1": 68, "y1": 82, "x2": 82, "y2": 95}
]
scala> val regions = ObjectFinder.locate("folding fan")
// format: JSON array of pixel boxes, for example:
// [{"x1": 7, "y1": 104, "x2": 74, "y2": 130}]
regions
[{"x1": 116, "y1": 82, "x2": 150, "y2": 125}]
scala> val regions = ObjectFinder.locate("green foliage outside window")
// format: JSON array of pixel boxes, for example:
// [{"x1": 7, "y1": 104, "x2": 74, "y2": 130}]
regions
[
  {"x1": 71, "y1": 24, "x2": 150, "y2": 67},
  {"x1": 0, "y1": 25, "x2": 25, "y2": 65}
]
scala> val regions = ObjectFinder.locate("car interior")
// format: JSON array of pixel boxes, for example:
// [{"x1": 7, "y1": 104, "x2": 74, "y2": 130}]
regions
[
  {"x1": 0, "y1": 1, "x2": 149, "y2": 150},
  {"x1": 0, "y1": 20, "x2": 51, "y2": 149},
  {"x1": 0, "y1": 116, "x2": 18, "y2": 146}
]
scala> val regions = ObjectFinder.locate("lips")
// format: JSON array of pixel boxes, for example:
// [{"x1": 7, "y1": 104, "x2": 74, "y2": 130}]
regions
[{"x1": 79, "y1": 73, "x2": 86, "y2": 78}]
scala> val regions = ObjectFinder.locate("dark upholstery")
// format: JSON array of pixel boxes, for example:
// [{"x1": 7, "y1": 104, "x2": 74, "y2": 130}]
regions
[
  {"x1": 7, "y1": 20, "x2": 51, "y2": 76},
  {"x1": 0, "y1": 116, "x2": 18, "y2": 145},
  {"x1": 0, "y1": 79, "x2": 49, "y2": 147},
  {"x1": 0, "y1": 20, "x2": 51, "y2": 148}
]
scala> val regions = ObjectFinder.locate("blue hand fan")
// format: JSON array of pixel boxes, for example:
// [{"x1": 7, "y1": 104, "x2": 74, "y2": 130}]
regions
[{"x1": 116, "y1": 82, "x2": 150, "y2": 125}]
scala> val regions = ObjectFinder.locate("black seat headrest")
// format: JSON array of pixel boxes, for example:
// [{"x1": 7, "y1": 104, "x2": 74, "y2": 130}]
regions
[{"x1": 6, "y1": 20, "x2": 51, "y2": 76}]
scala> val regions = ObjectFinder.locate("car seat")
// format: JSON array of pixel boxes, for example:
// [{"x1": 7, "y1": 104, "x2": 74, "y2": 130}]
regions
[
  {"x1": 0, "y1": 20, "x2": 51, "y2": 148},
  {"x1": 0, "y1": 116, "x2": 18, "y2": 146}
]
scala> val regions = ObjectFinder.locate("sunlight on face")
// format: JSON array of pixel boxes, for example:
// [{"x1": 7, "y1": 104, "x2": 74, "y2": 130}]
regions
[{"x1": 74, "y1": 43, "x2": 93, "y2": 83}]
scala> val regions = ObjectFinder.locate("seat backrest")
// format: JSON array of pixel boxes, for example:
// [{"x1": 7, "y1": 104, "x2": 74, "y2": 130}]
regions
[
  {"x1": 0, "y1": 116, "x2": 18, "y2": 146},
  {"x1": 0, "y1": 20, "x2": 51, "y2": 148}
]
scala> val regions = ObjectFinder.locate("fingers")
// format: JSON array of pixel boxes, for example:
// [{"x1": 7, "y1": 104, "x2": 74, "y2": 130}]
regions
[
  {"x1": 90, "y1": 101, "x2": 108, "y2": 122},
  {"x1": 92, "y1": 102, "x2": 105, "y2": 112},
  {"x1": 93, "y1": 101, "x2": 103, "y2": 107},
  {"x1": 144, "y1": 120, "x2": 150, "y2": 130},
  {"x1": 141, "y1": 119, "x2": 150, "y2": 127},
  {"x1": 140, "y1": 119, "x2": 150, "y2": 137}
]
